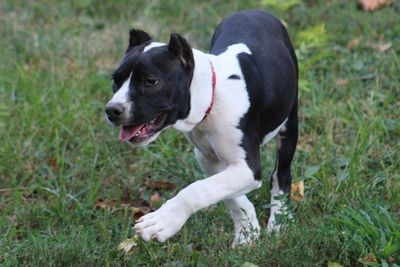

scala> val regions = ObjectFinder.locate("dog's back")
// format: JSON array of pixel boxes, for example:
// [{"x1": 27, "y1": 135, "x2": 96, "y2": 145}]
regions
[{"x1": 210, "y1": 10, "x2": 298, "y2": 141}]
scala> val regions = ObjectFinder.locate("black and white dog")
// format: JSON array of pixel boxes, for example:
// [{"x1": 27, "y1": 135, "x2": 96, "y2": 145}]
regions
[{"x1": 105, "y1": 10, "x2": 298, "y2": 245}]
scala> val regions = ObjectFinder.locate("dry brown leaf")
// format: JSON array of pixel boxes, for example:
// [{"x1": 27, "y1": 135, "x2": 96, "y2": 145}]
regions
[
  {"x1": 47, "y1": 157, "x2": 59, "y2": 172},
  {"x1": 376, "y1": 42, "x2": 392, "y2": 53},
  {"x1": 95, "y1": 198, "x2": 107, "y2": 209},
  {"x1": 95, "y1": 199, "x2": 116, "y2": 211},
  {"x1": 133, "y1": 207, "x2": 145, "y2": 220},
  {"x1": 95, "y1": 198, "x2": 147, "y2": 219},
  {"x1": 144, "y1": 179, "x2": 177, "y2": 190},
  {"x1": 346, "y1": 38, "x2": 360, "y2": 50},
  {"x1": 363, "y1": 253, "x2": 378, "y2": 263},
  {"x1": 359, "y1": 0, "x2": 392, "y2": 11},
  {"x1": 291, "y1": 180, "x2": 304, "y2": 202},
  {"x1": 336, "y1": 79, "x2": 349, "y2": 86},
  {"x1": 118, "y1": 235, "x2": 140, "y2": 253}
]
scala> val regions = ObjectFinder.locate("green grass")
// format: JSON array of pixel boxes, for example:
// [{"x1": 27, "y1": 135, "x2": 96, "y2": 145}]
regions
[{"x1": 1, "y1": 0, "x2": 399, "y2": 266}]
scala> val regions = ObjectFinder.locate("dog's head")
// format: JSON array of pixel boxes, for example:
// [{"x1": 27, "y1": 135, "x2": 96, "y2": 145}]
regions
[{"x1": 105, "y1": 29, "x2": 194, "y2": 146}]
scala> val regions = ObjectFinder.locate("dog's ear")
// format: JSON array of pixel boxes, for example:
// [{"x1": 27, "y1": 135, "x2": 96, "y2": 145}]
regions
[
  {"x1": 168, "y1": 33, "x2": 194, "y2": 71},
  {"x1": 127, "y1": 29, "x2": 151, "y2": 51}
]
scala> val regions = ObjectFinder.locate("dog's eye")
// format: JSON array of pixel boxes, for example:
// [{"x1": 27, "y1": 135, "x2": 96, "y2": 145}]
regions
[
  {"x1": 112, "y1": 82, "x2": 119, "y2": 93},
  {"x1": 144, "y1": 78, "x2": 159, "y2": 86}
]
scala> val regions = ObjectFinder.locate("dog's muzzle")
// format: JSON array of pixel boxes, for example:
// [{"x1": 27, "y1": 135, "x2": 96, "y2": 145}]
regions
[
  {"x1": 105, "y1": 101, "x2": 134, "y2": 126},
  {"x1": 105, "y1": 100, "x2": 168, "y2": 144},
  {"x1": 105, "y1": 102, "x2": 124, "y2": 123}
]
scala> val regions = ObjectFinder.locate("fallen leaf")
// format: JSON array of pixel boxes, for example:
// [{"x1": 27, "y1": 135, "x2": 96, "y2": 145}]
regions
[
  {"x1": 133, "y1": 207, "x2": 145, "y2": 220},
  {"x1": 144, "y1": 179, "x2": 177, "y2": 190},
  {"x1": 47, "y1": 157, "x2": 59, "y2": 172},
  {"x1": 118, "y1": 235, "x2": 140, "y2": 253},
  {"x1": 346, "y1": 38, "x2": 360, "y2": 50},
  {"x1": 362, "y1": 253, "x2": 378, "y2": 263},
  {"x1": 336, "y1": 79, "x2": 349, "y2": 86},
  {"x1": 95, "y1": 198, "x2": 107, "y2": 209},
  {"x1": 376, "y1": 42, "x2": 392, "y2": 53},
  {"x1": 95, "y1": 198, "x2": 145, "y2": 215},
  {"x1": 359, "y1": 0, "x2": 392, "y2": 11},
  {"x1": 94, "y1": 198, "x2": 116, "y2": 211},
  {"x1": 290, "y1": 180, "x2": 304, "y2": 202}
]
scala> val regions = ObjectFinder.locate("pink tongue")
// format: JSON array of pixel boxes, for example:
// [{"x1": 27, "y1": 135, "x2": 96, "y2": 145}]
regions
[{"x1": 120, "y1": 125, "x2": 143, "y2": 141}]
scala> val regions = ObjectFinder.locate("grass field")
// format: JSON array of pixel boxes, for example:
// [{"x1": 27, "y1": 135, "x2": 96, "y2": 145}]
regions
[{"x1": 1, "y1": 0, "x2": 399, "y2": 266}]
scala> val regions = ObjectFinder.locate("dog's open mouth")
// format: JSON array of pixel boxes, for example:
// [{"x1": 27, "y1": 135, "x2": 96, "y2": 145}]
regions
[{"x1": 119, "y1": 113, "x2": 167, "y2": 143}]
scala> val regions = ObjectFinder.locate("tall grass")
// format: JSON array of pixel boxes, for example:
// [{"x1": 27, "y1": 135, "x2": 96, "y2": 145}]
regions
[{"x1": 0, "y1": 0, "x2": 399, "y2": 266}]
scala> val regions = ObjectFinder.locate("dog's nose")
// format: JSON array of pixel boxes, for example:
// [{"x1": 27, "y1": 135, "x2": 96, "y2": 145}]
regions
[{"x1": 105, "y1": 102, "x2": 124, "y2": 121}]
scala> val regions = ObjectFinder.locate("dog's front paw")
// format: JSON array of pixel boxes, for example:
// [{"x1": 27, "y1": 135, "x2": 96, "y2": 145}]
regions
[{"x1": 133, "y1": 199, "x2": 190, "y2": 243}]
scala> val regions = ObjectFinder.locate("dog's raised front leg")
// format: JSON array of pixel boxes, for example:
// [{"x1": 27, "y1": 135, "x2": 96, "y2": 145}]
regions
[
  {"x1": 194, "y1": 148, "x2": 260, "y2": 246},
  {"x1": 134, "y1": 160, "x2": 261, "y2": 242}
]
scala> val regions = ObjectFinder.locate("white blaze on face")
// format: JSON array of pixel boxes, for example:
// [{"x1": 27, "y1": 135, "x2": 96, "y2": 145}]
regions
[
  {"x1": 107, "y1": 73, "x2": 133, "y2": 119},
  {"x1": 143, "y1": 42, "x2": 165, "y2": 53},
  {"x1": 109, "y1": 73, "x2": 132, "y2": 104}
]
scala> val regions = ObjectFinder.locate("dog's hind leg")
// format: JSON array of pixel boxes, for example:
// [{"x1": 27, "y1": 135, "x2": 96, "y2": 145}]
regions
[
  {"x1": 268, "y1": 100, "x2": 298, "y2": 232},
  {"x1": 194, "y1": 148, "x2": 260, "y2": 246}
]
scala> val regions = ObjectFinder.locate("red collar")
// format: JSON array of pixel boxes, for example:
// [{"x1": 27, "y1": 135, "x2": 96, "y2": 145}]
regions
[{"x1": 200, "y1": 60, "x2": 216, "y2": 122}]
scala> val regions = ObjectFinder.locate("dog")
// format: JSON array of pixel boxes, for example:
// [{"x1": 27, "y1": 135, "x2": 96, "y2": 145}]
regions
[{"x1": 105, "y1": 9, "x2": 298, "y2": 246}]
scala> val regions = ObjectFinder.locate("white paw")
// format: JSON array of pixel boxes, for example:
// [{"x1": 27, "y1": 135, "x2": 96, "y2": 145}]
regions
[
  {"x1": 231, "y1": 213, "x2": 260, "y2": 247},
  {"x1": 232, "y1": 224, "x2": 260, "y2": 247},
  {"x1": 133, "y1": 200, "x2": 189, "y2": 243}
]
